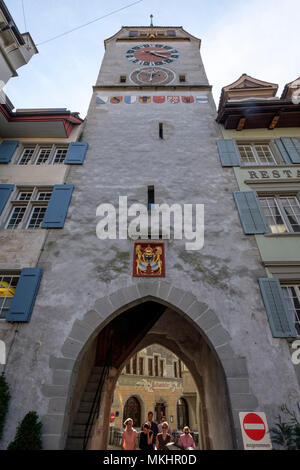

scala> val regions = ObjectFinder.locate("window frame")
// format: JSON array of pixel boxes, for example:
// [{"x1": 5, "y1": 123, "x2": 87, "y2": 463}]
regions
[
  {"x1": 0, "y1": 271, "x2": 21, "y2": 320},
  {"x1": 14, "y1": 143, "x2": 68, "y2": 166},
  {"x1": 237, "y1": 141, "x2": 283, "y2": 166},
  {"x1": 3, "y1": 186, "x2": 53, "y2": 230},
  {"x1": 258, "y1": 192, "x2": 300, "y2": 234},
  {"x1": 148, "y1": 357, "x2": 153, "y2": 377},
  {"x1": 281, "y1": 284, "x2": 300, "y2": 337}
]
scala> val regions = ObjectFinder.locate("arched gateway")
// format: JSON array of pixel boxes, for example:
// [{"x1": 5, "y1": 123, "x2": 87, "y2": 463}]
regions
[{"x1": 42, "y1": 282, "x2": 258, "y2": 450}]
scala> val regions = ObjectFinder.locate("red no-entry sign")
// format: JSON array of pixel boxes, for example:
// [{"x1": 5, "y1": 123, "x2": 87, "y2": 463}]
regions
[
  {"x1": 239, "y1": 412, "x2": 272, "y2": 450},
  {"x1": 110, "y1": 413, "x2": 115, "y2": 423},
  {"x1": 243, "y1": 413, "x2": 266, "y2": 441}
]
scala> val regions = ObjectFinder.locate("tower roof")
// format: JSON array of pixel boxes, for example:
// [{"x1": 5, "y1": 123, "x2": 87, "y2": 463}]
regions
[{"x1": 104, "y1": 26, "x2": 201, "y2": 49}]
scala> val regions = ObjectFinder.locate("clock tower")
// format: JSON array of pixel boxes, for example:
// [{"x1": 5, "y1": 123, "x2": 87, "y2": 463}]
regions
[{"x1": 22, "y1": 24, "x2": 287, "y2": 452}]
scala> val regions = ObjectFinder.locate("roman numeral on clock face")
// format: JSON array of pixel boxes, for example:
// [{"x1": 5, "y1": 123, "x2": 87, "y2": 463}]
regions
[{"x1": 125, "y1": 44, "x2": 180, "y2": 66}]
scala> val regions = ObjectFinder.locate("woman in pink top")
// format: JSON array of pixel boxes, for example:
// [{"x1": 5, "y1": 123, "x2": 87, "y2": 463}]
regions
[
  {"x1": 121, "y1": 418, "x2": 137, "y2": 450},
  {"x1": 177, "y1": 426, "x2": 196, "y2": 450}
]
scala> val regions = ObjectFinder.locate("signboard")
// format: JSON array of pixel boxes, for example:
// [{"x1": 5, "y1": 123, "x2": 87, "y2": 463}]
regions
[
  {"x1": 110, "y1": 413, "x2": 115, "y2": 423},
  {"x1": 239, "y1": 412, "x2": 272, "y2": 450}
]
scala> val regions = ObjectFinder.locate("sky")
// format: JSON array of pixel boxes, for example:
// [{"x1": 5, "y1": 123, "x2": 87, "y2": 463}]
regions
[{"x1": 4, "y1": 0, "x2": 300, "y2": 118}]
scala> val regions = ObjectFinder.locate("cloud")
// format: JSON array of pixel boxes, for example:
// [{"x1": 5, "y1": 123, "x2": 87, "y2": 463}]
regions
[{"x1": 202, "y1": 0, "x2": 300, "y2": 106}]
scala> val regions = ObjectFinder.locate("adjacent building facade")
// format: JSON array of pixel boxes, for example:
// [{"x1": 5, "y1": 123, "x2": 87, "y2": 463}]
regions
[
  {"x1": 216, "y1": 73, "x2": 300, "y2": 386},
  {"x1": 110, "y1": 345, "x2": 199, "y2": 438},
  {"x1": 0, "y1": 11, "x2": 299, "y2": 451}
]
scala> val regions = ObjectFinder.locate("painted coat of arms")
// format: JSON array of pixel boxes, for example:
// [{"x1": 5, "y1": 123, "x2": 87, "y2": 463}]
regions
[{"x1": 133, "y1": 243, "x2": 165, "y2": 278}]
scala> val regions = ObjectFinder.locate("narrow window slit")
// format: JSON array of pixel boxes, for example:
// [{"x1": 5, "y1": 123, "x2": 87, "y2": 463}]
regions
[{"x1": 159, "y1": 123, "x2": 164, "y2": 139}]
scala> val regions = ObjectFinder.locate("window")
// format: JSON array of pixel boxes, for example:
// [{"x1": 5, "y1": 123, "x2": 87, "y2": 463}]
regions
[
  {"x1": 125, "y1": 362, "x2": 131, "y2": 374},
  {"x1": 179, "y1": 75, "x2": 186, "y2": 83},
  {"x1": 148, "y1": 186, "x2": 155, "y2": 211},
  {"x1": 0, "y1": 273, "x2": 20, "y2": 319},
  {"x1": 18, "y1": 147, "x2": 35, "y2": 165},
  {"x1": 148, "y1": 358, "x2": 153, "y2": 376},
  {"x1": 53, "y1": 148, "x2": 68, "y2": 164},
  {"x1": 259, "y1": 196, "x2": 300, "y2": 234},
  {"x1": 154, "y1": 355, "x2": 159, "y2": 377},
  {"x1": 282, "y1": 285, "x2": 300, "y2": 335},
  {"x1": 174, "y1": 361, "x2": 178, "y2": 378},
  {"x1": 237, "y1": 143, "x2": 277, "y2": 166},
  {"x1": 123, "y1": 397, "x2": 141, "y2": 427},
  {"x1": 36, "y1": 147, "x2": 52, "y2": 165},
  {"x1": 129, "y1": 31, "x2": 138, "y2": 37},
  {"x1": 120, "y1": 75, "x2": 127, "y2": 83},
  {"x1": 139, "y1": 357, "x2": 144, "y2": 375},
  {"x1": 159, "y1": 123, "x2": 164, "y2": 139},
  {"x1": 5, "y1": 187, "x2": 52, "y2": 230},
  {"x1": 178, "y1": 360, "x2": 182, "y2": 378},
  {"x1": 132, "y1": 355, "x2": 137, "y2": 375},
  {"x1": 177, "y1": 398, "x2": 189, "y2": 430},
  {"x1": 17, "y1": 144, "x2": 68, "y2": 165},
  {"x1": 167, "y1": 30, "x2": 176, "y2": 37},
  {"x1": 160, "y1": 359, "x2": 164, "y2": 377}
]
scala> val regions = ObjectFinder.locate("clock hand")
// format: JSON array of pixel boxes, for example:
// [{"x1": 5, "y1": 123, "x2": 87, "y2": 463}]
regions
[{"x1": 144, "y1": 50, "x2": 170, "y2": 59}]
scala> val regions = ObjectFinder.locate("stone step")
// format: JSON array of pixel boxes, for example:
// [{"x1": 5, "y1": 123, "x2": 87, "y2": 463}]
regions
[
  {"x1": 70, "y1": 424, "x2": 86, "y2": 438},
  {"x1": 74, "y1": 412, "x2": 90, "y2": 425},
  {"x1": 89, "y1": 373, "x2": 102, "y2": 383},
  {"x1": 86, "y1": 382, "x2": 98, "y2": 393},
  {"x1": 65, "y1": 437, "x2": 84, "y2": 451},
  {"x1": 82, "y1": 391, "x2": 95, "y2": 403},
  {"x1": 79, "y1": 402, "x2": 93, "y2": 413}
]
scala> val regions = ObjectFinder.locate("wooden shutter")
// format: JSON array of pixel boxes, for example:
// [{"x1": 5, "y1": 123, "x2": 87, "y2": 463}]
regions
[
  {"x1": 276, "y1": 138, "x2": 300, "y2": 164},
  {"x1": 217, "y1": 139, "x2": 241, "y2": 167},
  {"x1": 0, "y1": 185, "x2": 14, "y2": 216},
  {"x1": 0, "y1": 141, "x2": 19, "y2": 163},
  {"x1": 233, "y1": 191, "x2": 268, "y2": 234},
  {"x1": 64, "y1": 142, "x2": 88, "y2": 165},
  {"x1": 6, "y1": 268, "x2": 43, "y2": 323},
  {"x1": 275, "y1": 139, "x2": 292, "y2": 164},
  {"x1": 41, "y1": 185, "x2": 74, "y2": 229},
  {"x1": 259, "y1": 278, "x2": 297, "y2": 338}
]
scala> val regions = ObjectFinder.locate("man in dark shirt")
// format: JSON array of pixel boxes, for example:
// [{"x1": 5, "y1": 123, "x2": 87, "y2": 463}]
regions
[{"x1": 147, "y1": 411, "x2": 158, "y2": 448}]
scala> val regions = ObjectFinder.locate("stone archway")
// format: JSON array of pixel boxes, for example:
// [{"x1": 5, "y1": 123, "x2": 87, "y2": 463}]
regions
[{"x1": 41, "y1": 281, "x2": 258, "y2": 450}]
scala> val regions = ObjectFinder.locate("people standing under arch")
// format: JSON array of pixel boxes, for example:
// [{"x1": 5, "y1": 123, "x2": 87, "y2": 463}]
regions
[
  {"x1": 177, "y1": 426, "x2": 196, "y2": 450},
  {"x1": 158, "y1": 416, "x2": 172, "y2": 436},
  {"x1": 139, "y1": 423, "x2": 154, "y2": 451},
  {"x1": 156, "y1": 421, "x2": 172, "y2": 450},
  {"x1": 121, "y1": 418, "x2": 137, "y2": 450},
  {"x1": 147, "y1": 411, "x2": 158, "y2": 448}
]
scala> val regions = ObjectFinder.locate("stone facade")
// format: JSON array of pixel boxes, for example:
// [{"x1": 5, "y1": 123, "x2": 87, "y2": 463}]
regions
[{"x1": 0, "y1": 24, "x2": 299, "y2": 451}]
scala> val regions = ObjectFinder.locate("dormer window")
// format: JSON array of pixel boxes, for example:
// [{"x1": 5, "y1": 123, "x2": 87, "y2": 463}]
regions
[
  {"x1": 129, "y1": 31, "x2": 138, "y2": 37},
  {"x1": 167, "y1": 30, "x2": 176, "y2": 37}
]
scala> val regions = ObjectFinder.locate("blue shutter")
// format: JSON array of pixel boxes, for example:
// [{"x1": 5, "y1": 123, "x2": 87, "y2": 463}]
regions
[
  {"x1": 41, "y1": 185, "x2": 74, "y2": 229},
  {"x1": 233, "y1": 191, "x2": 268, "y2": 234},
  {"x1": 217, "y1": 139, "x2": 241, "y2": 167},
  {"x1": 277, "y1": 138, "x2": 300, "y2": 164},
  {"x1": 6, "y1": 268, "x2": 43, "y2": 323},
  {"x1": 0, "y1": 185, "x2": 14, "y2": 216},
  {"x1": 275, "y1": 139, "x2": 292, "y2": 164},
  {"x1": 64, "y1": 142, "x2": 88, "y2": 165},
  {"x1": 0, "y1": 141, "x2": 19, "y2": 163},
  {"x1": 259, "y1": 278, "x2": 297, "y2": 338}
]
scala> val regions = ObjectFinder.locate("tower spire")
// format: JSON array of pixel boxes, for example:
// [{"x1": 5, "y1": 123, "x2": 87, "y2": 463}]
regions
[{"x1": 150, "y1": 14, "x2": 153, "y2": 27}]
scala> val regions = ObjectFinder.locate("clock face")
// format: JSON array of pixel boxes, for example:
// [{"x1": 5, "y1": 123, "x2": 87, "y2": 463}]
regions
[
  {"x1": 130, "y1": 67, "x2": 175, "y2": 86},
  {"x1": 125, "y1": 44, "x2": 179, "y2": 66}
]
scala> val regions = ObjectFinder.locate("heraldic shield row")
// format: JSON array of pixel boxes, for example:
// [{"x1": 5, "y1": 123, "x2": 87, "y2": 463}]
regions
[{"x1": 96, "y1": 95, "x2": 209, "y2": 105}]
